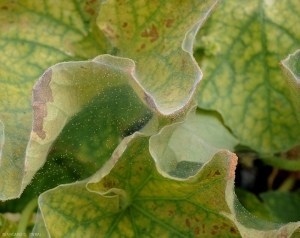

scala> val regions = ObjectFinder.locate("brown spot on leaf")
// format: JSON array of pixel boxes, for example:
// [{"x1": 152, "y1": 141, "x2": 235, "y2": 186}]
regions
[
  {"x1": 185, "y1": 218, "x2": 191, "y2": 228},
  {"x1": 85, "y1": 0, "x2": 96, "y2": 4},
  {"x1": 165, "y1": 19, "x2": 174, "y2": 28},
  {"x1": 122, "y1": 22, "x2": 128, "y2": 28},
  {"x1": 228, "y1": 153, "x2": 238, "y2": 180},
  {"x1": 1, "y1": 6, "x2": 8, "y2": 10},
  {"x1": 202, "y1": 224, "x2": 205, "y2": 233},
  {"x1": 32, "y1": 69, "x2": 53, "y2": 140},
  {"x1": 141, "y1": 24, "x2": 159, "y2": 42},
  {"x1": 181, "y1": 59, "x2": 186, "y2": 71},
  {"x1": 0, "y1": 114, "x2": 9, "y2": 119},
  {"x1": 106, "y1": 25, "x2": 114, "y2": 33},
  {"x1": 211, "y1": 230, "x2": 217, "y2": 235},
  {"x1": 194, "y1": 227, "x2": 199, "y2": 235},
  {"x1": 230, "y1": 227, "x2": 237, "y2": 234},
  {"x1": 86, "y1": 8, "x2": 96, "y2": 15},
  {"x1": 276, "y1": 99, "x2": 281, "y2": 108},
  {"x1": 213, "y1": 225, "x2": 219, "y2": 230},
  {"x1": 168, "y1": 210, "x2": 174, "y2": 216},
  {"x1": 103, "y1": 181, "x2": 116, "y2": 189},
  {"x1": 214, "y1": 170, "x2": 221, "y2": 176},
  {"x1": 222, "y1": 222, "x2": 228, "y2": 227},
  {"x1": 136, "y1": 43, "x2": 146, "y2": 53}
]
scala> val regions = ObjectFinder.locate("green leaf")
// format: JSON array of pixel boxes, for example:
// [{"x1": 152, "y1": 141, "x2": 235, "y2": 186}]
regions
[
  {"x1": 260, "y1": 191, "x2": 300, "y2": 223},
  {"x1": 33, "y1": 134, "x2": 240, "y2": 237},
  {"x1": 0, "y1": 0, "x2": 107, "y2": 200},
  {"x1": 31, "y1": 107, "x2": 299, "y2": 237},
  {"x1": 281, "y1": 49, "x2": 300, "y2": 123},
  {"x1": 2, "y1": 0, "x2": 300, "y2": 236},
  {"x1": 0, "y1": 155, "x2": 85, "y2": 213},
  {"x1": 33, "y1": 130, "x2": 300, "y2": 237},
  {"x1": 1, "y1": 59, "x2": 157, "y2": 208},
  {"x1": 0, "y1": 0, "x2": 219, "y2": 201},
  {"x1": 195, "y1": 0, "x2": 300, "y2": 153},
  {"x1": 98, "y1": 0, "x2": 219, "y2": 114},
  {"x1": 46, "y1": 72, "x2": 154, "y2": 178},
  {"x1": 235, "y1": 188, "x2": 271, "y2": 222},
  {"x1": 22, "y1": 55, "x2": 158, "y2": 197}
]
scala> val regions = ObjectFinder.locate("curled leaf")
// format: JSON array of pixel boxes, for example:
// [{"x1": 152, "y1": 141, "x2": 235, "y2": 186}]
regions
[{"x1": 0, "y1": 0, "x2": 106, "y2": 200}]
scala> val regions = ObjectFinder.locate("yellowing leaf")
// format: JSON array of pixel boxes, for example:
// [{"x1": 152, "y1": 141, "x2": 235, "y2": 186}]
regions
[
  {"x1": 98, "y1": 0, "x2": 219, "y2": 114},
  {"x1": 33, "y1": 134, "x2": 240, "y2": 237},
  {"x1": 2, "y1": 0, "x2": 300, "y2": 236},
  {"x1": 195, "y1": 0, "x2": 300, "y2": 153},
  {"x1": 33, "y1": 130, "x2": 300, "y2": 237}
]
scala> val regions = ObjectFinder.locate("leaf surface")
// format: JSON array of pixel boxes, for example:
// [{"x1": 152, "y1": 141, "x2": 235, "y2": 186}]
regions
[
  {"x1": 31, "y1": 106, "x2": 299, "y2": 237},
  {"x1": 260, "y1": 191, "x2": 300, "y2": 223},
  {"x1": 0, "y1": 0, "x2": 107, "y2": 200},
  {"x1": 33, "y1": 134, "x2": 240, "y2": 237},
  {"x1": 0, "y1": 0, "x2": 219, "y2": 200},
  {"x1": 22, "y1": 55, "x2": 157, "y2": 196},
  {"x1": 235, "y1": 188, "x2": 271, "y2": 222},
  {"x1": 98, "y1": 0, "x2": 219, "y2": 114},
  {"x1": 195, "y1": 0, "x2": 300, "y2": 153},
  {"x1": 33, "y1": 127, "x2": 300, "y2": 237},
  {"x1": 2, "y1": 0, "x2": 300, "y2": 236},
  {"x1": 149, "y1": 108, "x2": 239, "y2": 179}
]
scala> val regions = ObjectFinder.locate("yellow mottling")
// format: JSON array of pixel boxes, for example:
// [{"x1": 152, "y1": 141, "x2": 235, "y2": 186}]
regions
[
  {"x1": 244, "y1": 117, "x2": 255, "y2": 129},
  {"x1": 46, "y1": 212, "x2": 75, "y2": 237},
  {"x1": 231, "y1": 106, "x2": 243, "y2": 117},
  {"x1": 117, "y1": 215, "x2": 134, "y2": 237}
]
